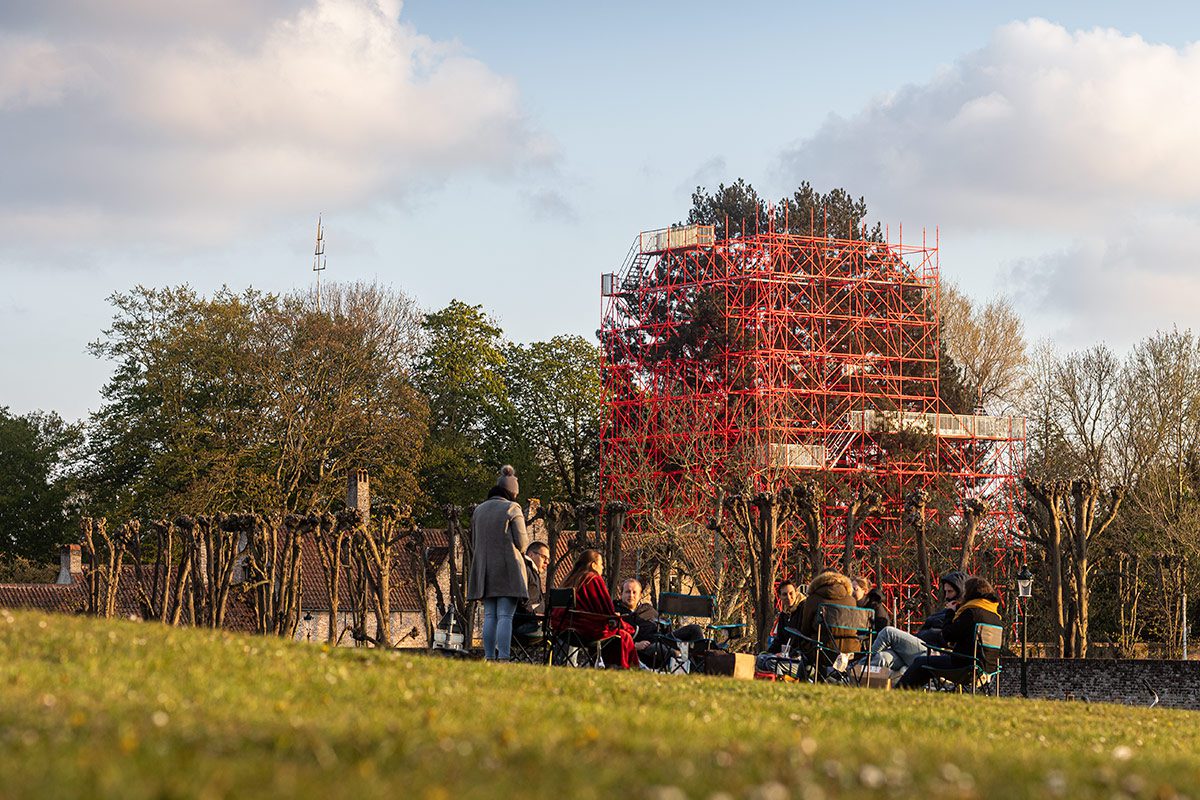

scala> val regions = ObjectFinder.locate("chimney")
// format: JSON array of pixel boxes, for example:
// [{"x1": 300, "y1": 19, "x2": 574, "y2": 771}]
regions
[
  {"x1": 56, "y1": 544, "x2": 81, "y2": 585},
  {"x1": 347, "y1": 469, "x2": 370, "y2": 518}
]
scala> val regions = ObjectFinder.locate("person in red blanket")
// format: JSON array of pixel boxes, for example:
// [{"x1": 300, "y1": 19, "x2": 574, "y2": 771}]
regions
[{"x1": 552, "y1": 549, "x2": 640, "y2": 669}]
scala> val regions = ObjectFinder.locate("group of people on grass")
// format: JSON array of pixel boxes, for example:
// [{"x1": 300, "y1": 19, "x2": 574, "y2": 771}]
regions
[
  {"x1": 467, "y1": 465, "x2": 1003, "y2": 687},
  {"x1": 467, "y1": 465, "x2": 686, "y2": 669},
  {"x1": 764, "y1": 568, "x2": 1003, "y2": 688}
]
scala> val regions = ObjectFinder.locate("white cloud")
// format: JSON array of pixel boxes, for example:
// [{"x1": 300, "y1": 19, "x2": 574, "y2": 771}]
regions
[
  {"x1": 781, "y1": 18, "x2": 1200, "y2": 229},
  {"x1": 1008, "y1": 213, "x2": 1200, "y2": 349},
  {"x1": 0, "y1": 0, "x2": 552, "y2": 252},
  {"x1": 780, "y1": 18, "x2": 1200, "y2": 348}
]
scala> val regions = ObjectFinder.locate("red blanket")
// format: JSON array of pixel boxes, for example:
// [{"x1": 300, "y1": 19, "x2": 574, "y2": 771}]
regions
[{"x1": 551, "y1": 573, "x2": 639, "y2": 669}]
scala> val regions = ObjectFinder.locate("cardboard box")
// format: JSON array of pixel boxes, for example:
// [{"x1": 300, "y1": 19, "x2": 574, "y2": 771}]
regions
[
  {"x1": 704, "y1": 651, "x2": 755, "y2": 680},
  {"x1": 850, "y1": 664, "x2": 897, "y2": 689}
]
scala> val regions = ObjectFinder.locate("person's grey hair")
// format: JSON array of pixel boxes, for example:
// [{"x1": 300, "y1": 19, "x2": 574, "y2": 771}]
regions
[{"x1": 621, "y1": 577, "x2": 643, "y2": 592}]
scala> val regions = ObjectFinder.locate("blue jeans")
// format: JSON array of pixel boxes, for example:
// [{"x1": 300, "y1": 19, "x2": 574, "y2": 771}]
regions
[
  {"x1": 868, "y1": 626, "x2": 930, "y2": 670},
  {"x1": 482, "y1": 597, "x2": 518, "y2": 660}
]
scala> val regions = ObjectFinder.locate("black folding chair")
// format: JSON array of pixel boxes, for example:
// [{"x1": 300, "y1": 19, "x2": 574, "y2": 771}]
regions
[
  {"x1": 925, "y1": 623, "x2": 1003, "y2": 696},
  {"x1": 655, "y1": 592, "x2": 745, "y2": 674},
  {"x1": 509, "y1": 609, "x2": 550, "y2": 664},
  {"x1": 546, "y1": 587, "x2": 618, "y2": 668},
  {"x1": 785, "y1": 603, "x2": 875, "y2": 684}
]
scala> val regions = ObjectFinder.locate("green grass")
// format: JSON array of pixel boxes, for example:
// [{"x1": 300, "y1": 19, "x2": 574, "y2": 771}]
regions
[{"x1": 1, "y1": 611, "x2": 1198, "y2": 800}]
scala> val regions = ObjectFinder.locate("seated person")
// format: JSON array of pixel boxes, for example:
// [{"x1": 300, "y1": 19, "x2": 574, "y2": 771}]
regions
[
  {"x1": 898, "y1": 576, "x2": 1002, "y2": 689},
  {"x1": 915, "y1": 571, "x2": 966, "y2": 647},
  {"x1": 513, "y1": 541, "x2": 549, "y2": 638},
  {"x1": 799, "y1": 571, "x2": 859, "y2": 661},
  {"x1": 551, "y1": 549, "x2": 639, "y2": 669},
  {"x1": 616, "y1": 577, "x2": 704, "y2": 668},
  {"x1": 853, "y1": 576, "x2": 890, "y2": 633},
  {"x1": 865, "y1": 574, "x2": 963, "y2": 671},
  {"x1": 767, "y1": 580, "x2": 805, "y2": 655}
]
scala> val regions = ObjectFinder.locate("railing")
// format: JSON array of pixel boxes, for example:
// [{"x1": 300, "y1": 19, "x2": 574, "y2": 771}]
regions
[
  {"x1": 847, "y1": 409, "x2": 1026, "y2": 441},
  {"x1": 638, "y1": 224, "x2": 715, "y2": 254}
]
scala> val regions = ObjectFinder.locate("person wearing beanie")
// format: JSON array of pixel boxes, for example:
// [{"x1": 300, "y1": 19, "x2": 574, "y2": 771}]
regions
[{"x1": 467, "y1": 465, "x2": 529, "y2": 660}]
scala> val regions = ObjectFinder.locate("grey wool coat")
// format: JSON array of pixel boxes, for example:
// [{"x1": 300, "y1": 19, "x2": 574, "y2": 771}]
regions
[{"x1": 467, "y1": 496, "x2": 531, "y2": 601}]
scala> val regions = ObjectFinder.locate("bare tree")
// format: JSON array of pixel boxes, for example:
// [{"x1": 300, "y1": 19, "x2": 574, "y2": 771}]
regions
[
  {"x1": 904, "y1": 489, "x2": 934, "y2": 616},
  {"x1": 1018, "y1": 478, "x2": 1070, "y2": 656},
  {"x1": 956, "y1": 498, "x2": 989, "y2": 573},
  {"x1": 241, "y1": 513, "x2": 306, "y2": 637},
  {"x1": 940, "y1": 283, "x2": 1028, "y2": 412},
  {"x1": 80, "y1": 517, "x2": 133, "y2": 618},
  {"x1": 840, "y1": 484, "x2": 883, "y2": 574}
]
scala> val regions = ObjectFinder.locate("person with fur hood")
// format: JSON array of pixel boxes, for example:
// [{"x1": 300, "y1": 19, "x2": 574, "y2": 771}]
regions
[
  {"x1": 898, "y1": 576, "x2": 1003, "y2": 689},
  {"x1": 797, "y1": 571, "x2": 859, "y2": 664}
]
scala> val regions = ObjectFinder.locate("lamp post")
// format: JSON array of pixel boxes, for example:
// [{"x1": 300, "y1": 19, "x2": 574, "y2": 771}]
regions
[
  {"x1": 303, "y1": 611, "x2": 314, "y2": 643},
  {"x1": 1016, "y1": 564, "x2": 1033, "y2": 698}
]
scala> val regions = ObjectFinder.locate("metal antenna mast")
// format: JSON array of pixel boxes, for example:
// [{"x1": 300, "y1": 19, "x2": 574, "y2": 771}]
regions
[{"x1": 313, "y1": 214, "x2": 327, "y2": 311}]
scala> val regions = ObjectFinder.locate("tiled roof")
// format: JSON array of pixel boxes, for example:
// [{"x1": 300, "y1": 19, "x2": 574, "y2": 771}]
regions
[
  {"x1": 541, "y1": 528, "x2": 719, "y2": 594},
  {"x1": 0, "y1": 580, "x2": 85, "y2": 614},
  {"x1": 298, "y1": 530, "x2": 449, "y2": 612}
]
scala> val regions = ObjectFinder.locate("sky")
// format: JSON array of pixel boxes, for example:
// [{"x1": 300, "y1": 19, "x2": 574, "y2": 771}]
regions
[{"x1": 5, "y1": 0, "x2": 1200, "y2": 421}]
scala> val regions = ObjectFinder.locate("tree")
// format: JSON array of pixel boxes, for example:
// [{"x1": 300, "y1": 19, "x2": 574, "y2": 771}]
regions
[
  {"x1": 940, "y1": 283, "x2": 1028, "y2": 413},
  {"x1": 83, "y1": 283, "x2": 427, "y2": 518},
  {"x1": 416, "y1": 301, "x2": 509, "y2": 514},
  {"x1": 0, "y1": 407, "x2": 81, "y2": 560},
  {"x1": 502, "y1": 335, "x2": 604, "y2": 503}
]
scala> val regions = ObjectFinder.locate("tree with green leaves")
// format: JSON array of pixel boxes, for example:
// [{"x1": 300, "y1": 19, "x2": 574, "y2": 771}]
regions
[
  {"x1": 415, "y1": 300, "x2": 510, "y2": 513},
  {"x1": 0, "y1": 407, "x2": 82, "y2": 561},
  {"x1": 502, "y1": 335, "x2": 603, "y2": 504},
  {"x1": 83, "y1": 282, "x2": 428, "y2": 518}
]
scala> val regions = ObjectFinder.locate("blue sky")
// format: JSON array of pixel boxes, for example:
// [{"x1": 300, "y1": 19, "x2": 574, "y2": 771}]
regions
[{"x1": 5, "y1": 1, "x2": 1200, "y2": 421}]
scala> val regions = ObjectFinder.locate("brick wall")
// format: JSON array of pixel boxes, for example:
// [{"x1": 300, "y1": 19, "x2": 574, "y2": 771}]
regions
[{"x1": 997, "y1": 657, "x2": 1200, "y2": 710}]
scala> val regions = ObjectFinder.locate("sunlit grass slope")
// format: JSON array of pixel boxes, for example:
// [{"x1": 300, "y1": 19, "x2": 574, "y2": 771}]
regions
[{"x1": 0, "y1": 609, "x2": 1196, "y2": 799}]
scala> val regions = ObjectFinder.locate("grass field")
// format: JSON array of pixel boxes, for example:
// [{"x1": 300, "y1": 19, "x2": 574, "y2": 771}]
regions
[{"x1": 1, "y1": 610, "x2": 1197, "y2": 799}]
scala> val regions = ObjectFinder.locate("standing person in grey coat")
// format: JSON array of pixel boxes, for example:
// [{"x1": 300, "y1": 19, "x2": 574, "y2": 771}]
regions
[{"x1": 467, "y1": 465, "x2": 530, "y2": 660}]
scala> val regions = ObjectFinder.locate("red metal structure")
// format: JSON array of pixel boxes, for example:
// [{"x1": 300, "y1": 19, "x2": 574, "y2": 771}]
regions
[{"x1": 599, "y1": 220, "x2": 1025, "y2": 622}]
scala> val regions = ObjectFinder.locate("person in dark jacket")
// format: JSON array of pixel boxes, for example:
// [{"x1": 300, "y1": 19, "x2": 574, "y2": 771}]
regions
[
  {"x1": 898, "y1": 576, "x2": 1002, "y2": 689},
  {"x1": 866, "y1": 571, "x2": 967, "y2": 671},
  {"x1": 615, "y1": 577, "x2": 703, "y2": 669},
  {"x1": 915, "y1": 571, "x2": 967, "y2": 647},
  {"x1": 853, "y1": 576, "x2": 890, "y2": 633},
  {"x1": 466, "y1": 465, "x2": 529, "y2": 661},
  {"x1": 512, "y1": 541, "x2": 549, "y2": 639},
  {"x1": 767, "y1": 580, "x2": 805, "y2": 654},
  {"x1": 798, "y1": 571, "x2": 858, "y2": 663},
  {"x1": 519, "y1": 540, "x2": 549, "y2": 616}
]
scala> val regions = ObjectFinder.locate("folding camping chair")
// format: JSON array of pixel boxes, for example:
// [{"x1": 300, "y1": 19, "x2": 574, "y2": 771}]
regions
[
  {"x1": 656, "y1": 592, "x2": 745, "y2": 674},
  {"x1": 925, "y1": 623, "x2": 1003, "y2": 696},
  {"x1": 546, "y1": 587, "x2": 619, "y2": 668},
  {"x1": 784, "y1": 603, "x2": 875, "y2": 684},
  {"x1": 509, "y1": 609, "x2": 550, "y2": 664}
]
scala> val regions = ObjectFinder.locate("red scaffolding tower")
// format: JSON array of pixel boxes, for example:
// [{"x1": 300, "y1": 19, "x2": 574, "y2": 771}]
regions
[{"x1": 599, "y1": 222, "x2": 1025, "y2": 621}]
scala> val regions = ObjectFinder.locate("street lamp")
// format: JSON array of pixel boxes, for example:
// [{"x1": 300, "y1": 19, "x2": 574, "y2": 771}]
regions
[
  {"x1": 1016, "y1": 564, "x2": 1033, "y2": 698},
  {"x1": 303, "y1": 611, "x2": 314, "y2": 643}
]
